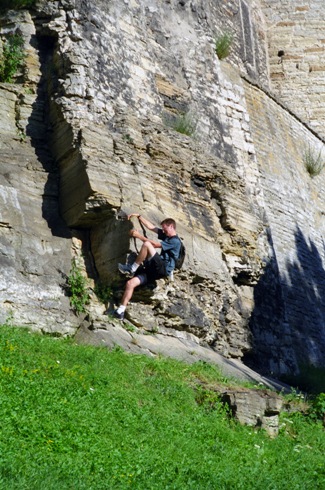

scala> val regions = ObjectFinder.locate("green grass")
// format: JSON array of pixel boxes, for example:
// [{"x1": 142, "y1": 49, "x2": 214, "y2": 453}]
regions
[
  {"x1": 303, "y1": 145, "x2": 324, "y2": 178},
  {"x1": 215, "y1": 33, "x2": 233, "y2": 60},
  {"x1": 164, "y1": 112, "x2": 197, "y2": 137},
  {"x1": 0, "y1": 325, "x2": 324, "y2": 489}
]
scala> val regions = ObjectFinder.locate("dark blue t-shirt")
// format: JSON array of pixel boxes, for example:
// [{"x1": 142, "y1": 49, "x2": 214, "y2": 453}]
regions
[{"x1": 158, "y1": 229, "x2": 181, "y2": 276}]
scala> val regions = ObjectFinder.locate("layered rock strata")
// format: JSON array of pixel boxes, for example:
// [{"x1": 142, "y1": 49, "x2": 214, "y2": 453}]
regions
[{"x1": 0, "y1": 1, "x2": 325, "y2": 380}]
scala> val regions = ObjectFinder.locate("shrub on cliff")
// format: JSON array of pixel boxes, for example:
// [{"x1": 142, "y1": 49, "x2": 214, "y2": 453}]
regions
[
  {"x1": 67, "y1": 260, "x2": 90, "y2": 313},
  {"x1": 0, "y1": 33, "x2": 25, "y2": 83}
]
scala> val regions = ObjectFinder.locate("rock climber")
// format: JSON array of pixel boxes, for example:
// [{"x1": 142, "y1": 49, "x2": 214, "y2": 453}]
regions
[{"x1": 113, "y1": 214, "x2": 181, "y2": 320}]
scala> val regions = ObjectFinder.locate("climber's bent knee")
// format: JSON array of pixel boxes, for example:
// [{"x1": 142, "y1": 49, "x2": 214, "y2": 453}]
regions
[
  {"x1": 126, "y1": 276, "x2": 141, "y2": 290},
  {"x1": 142, "y1": 240, "x2": 157, "y2": 258}
]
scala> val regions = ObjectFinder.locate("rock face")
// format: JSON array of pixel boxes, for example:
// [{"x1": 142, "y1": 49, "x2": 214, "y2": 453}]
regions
[
  {"x1": 260, "y1": 0, "x2": 325, "y2": 138},
  {"x1": 222, "y1": 389, "x2": 283, "y2": 437},
  {"x1": 0, "y1": 0, "x2": 325, "y2": 381},
  {"x1": 0, "y1": 10, "x2": 76, "y2": 335}
]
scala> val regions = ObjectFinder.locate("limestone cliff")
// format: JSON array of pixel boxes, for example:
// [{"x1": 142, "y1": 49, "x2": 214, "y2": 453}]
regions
[{"x1": 0, "y1": 0, "x2": 325, "y2": 383}]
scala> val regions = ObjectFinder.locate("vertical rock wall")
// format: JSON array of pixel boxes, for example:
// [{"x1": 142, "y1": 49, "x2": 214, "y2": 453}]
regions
[
  {"x1": 0, "y1": 1, "x2": 270, "y2": 354},
  {"x1": 0, "y1": 10, "x2": 77, "y2": 334},
  {"x1": 244, "y1": 80, "x2": 325, "y2": 374},
  {"x1": 260, "y1": 0, "x2": 325, "y2": 138}
]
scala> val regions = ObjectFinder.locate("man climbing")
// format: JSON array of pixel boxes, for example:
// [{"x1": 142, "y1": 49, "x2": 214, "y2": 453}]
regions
[{"x1": 113, "y1": 213, "x2": 181, "y2": 320}]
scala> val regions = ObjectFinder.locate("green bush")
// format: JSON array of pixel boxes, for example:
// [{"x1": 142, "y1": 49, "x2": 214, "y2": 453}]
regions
[
  {"x1": 0, "y1": 33, "x2": 25, "y2": 83},
  {"x1": 67, "y1": 260, "x2": 90, "y2": 313},
  {"x1": 303, "y1": 145, "x2": 324, "y2": 177},
  {"x1": 215, "y1": 33, "x2": 233, "y2": 60},
  {"x1": 309, "y1": 393, "x2": 325, "y2": 421}
]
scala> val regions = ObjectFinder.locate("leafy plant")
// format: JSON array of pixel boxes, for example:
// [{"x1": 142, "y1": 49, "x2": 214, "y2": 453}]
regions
[
  {"x1": 215, "y1": 33, "x2": 233, "y2": 60},
  {"x1": 309, "y1": 393, "x2": 325, "y2": 421},
  {"x1": 67, "y1": 260, "x2": 90, "y2": 313},
  {"x1": 303, "y1": 145, "x2": 324, "y2": 177},
  {"x1": 284, "y1": 387, "x2": 306, "y2": 404},
  {"x1": 94, "y1": 276, "x2": 122, "y2": 307},
  {"x1": 17, "y1": 128, "x2": 26, "y2": 141},
  {"x1": 0, "y1": 33, "x2": 25, "y2": 83},
  {"x1": 195, "y1": 385, "x2": 225, "y2": 413}
]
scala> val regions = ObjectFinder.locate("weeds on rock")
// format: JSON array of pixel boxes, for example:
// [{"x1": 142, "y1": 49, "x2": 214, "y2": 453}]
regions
[
  {"x1": 126, "y1": 323, "x2": 137, "y2": 333},
  {"x1": 303, "y1": 145, "x2": 324, "y2": 177},
  {"x1": 94, "y1": 276, "x2": 122, "y2": 310},
  {"x1": 215, "y1": 33, "x2": 233, "y2": 60},
  {"x1": 195, "y1": 385, "x2": 224, "y2": 413},
  {"x1": 164, "y1": 111, "x2": 197, "y2": 137}
]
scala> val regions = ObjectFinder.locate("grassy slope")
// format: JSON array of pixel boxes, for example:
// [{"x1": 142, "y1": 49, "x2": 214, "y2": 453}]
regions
[{"x1": 0, "y1": 325, "x2": 324, "y2": 489}]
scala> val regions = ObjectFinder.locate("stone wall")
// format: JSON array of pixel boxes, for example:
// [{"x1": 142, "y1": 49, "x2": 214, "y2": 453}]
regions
[
  {"x1": 244, "y1": 80, "x2": 325, "y2": 374},
  {"x1": 260, "y1": 0, "x2": 325, "y2": 138}
]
